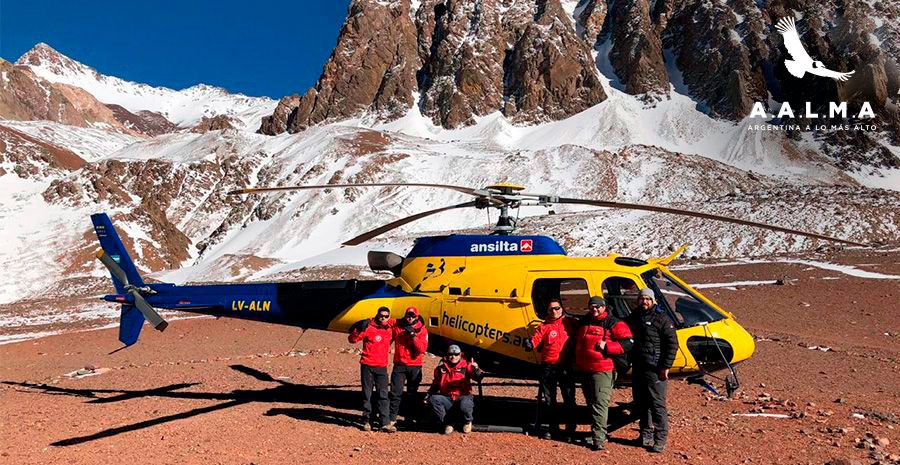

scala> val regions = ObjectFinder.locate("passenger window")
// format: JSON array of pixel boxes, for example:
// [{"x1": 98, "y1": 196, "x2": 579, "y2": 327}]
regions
[
  {"x1": 602, "y1": 276, "x2": 641, "y2": 319},
  {"x1": 640, "y1": 269, "x2": 725, "y2": 327},
  {"x1": 531, "y1": 278, "x2": 590, "y2": 319}
]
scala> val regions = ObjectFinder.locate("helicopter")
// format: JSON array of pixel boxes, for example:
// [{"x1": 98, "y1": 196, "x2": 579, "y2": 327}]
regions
[{"x1": 91, "y1": 182, "x2": 866, "y2": 395}]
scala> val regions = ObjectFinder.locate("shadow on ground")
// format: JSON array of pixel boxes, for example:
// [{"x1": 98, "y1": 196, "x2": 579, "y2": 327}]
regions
[{"x1": 3, "y1": 365, "x2": 639, "y2": 447}]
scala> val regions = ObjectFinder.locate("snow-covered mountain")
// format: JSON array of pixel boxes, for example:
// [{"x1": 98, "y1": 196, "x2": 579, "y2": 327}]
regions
[
  {"x1": 16, "y1": 43, "x2": 277, "y2": 131},
  {"x1": 0, "y1": 1, "x2": 898, "y2": 308}
]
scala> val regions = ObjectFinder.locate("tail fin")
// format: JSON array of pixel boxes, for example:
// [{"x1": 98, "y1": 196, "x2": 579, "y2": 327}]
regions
[
  {"x1": 91, "y1": 213, "x2": 152, "y2": 346},
  {"x1": 91, "y1": 213, "x2": 144, "y2": 293},
  {"x1": 119, "y1": 305, "x2": 146, "y2": 346}
]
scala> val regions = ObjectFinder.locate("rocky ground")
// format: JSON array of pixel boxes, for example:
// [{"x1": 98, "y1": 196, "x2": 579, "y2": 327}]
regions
[{"x1": 1, "y1": 248, "x2": 898, "y2": 465}]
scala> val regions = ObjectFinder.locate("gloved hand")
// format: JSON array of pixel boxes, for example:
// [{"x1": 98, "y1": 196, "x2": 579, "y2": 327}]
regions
[
  {"x1": 524, "y1": 339, "x2": 534, "y2": 352},
  {"x1": 404, "y1": 325, "x2": 418, "y2": 336}
]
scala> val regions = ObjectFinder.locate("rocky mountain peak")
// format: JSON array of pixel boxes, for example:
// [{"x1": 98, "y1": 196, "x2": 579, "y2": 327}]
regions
[
  {"x1": 261, "y1": 0, "x2": 607, "y2": 133},
  {"x1": 15, "y1": 43, "x2": 93, "y2": 80},
  {"x1": 0, "y1": 59, "x2": 138, "y2": 134},
  {"x1": 260, "y1": 0, "x2": 899, "y2": 142},
  {"x1": 500, "y1": 0, "x2": 607, "y2": 124},
  {"x1": 259, "y1": 0, "x2": 419, "y2": 134}
]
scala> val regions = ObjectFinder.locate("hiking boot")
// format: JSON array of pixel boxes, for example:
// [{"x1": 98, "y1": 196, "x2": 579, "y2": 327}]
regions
[
  {"x1": 563, "y1": 426, "x2": 576, "y2": 443},
  {"x1": 649, "y1": 442, "x2": 666, "y2": 453},
  {"x1": 641, "y1": 436, "x2": 654, "y2": 448},
  {"x1": 382, "y1": 422, "x2": 397, "y2": 433},
  {"x1": 590, "y1": 441, "x2": 605, "y2": 451},
  {"x1": 361, "y1": 422, "x2": 372, "y2": 432},
  {"x1": 462, "y1": 422, "x2": 473, "y2": 434},
  {"x1": 443, "y1": 424, "x2": 454, "y2": 435}
]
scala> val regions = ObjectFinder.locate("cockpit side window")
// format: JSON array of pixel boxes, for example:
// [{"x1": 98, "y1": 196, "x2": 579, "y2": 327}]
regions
[
  {"x1": 640, "y1": 269, "x2": 725, "y2": 328},
  {"x1": 531, "y1": 278, "x2": 590, "y2": 319},
  {"x1": 601, "y1": 276, "x2": 641, "y2": 320}
]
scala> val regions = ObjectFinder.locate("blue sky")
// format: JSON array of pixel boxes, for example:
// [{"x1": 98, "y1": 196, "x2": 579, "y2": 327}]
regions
[{"x1": 0, "y1": 1, "x2": 352, "y2": 98}]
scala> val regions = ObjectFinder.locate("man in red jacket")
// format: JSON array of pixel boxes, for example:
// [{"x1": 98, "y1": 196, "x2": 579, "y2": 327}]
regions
[
  {"x1": 385, "y1": 306, "x2": 429, "y2": 432},
  {"x1": 348, "y1": 306, "x2": 394, "y2": 432},
  {"x1": 426, "y1": 345, "x2": 484, "y2": 434},
  {"x1": 573, "y1": 296, "x2": 634, "y2": 450},
  {"x1": 529, "y1": 298, "x2": 577, "y2": 440}
]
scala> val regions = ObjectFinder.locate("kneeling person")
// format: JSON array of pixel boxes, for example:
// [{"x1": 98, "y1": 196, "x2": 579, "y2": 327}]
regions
[{"x1": 427, "y1": 345, "x2": 484, "y2": 434}]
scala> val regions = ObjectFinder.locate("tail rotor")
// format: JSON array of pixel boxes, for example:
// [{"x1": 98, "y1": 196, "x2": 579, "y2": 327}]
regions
[{"x1": 95, "y1": 249, "x2": 168, "y2": 332}]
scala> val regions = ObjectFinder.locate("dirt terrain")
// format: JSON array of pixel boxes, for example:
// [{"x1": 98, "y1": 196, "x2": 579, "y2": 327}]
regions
[{"x1": 1, "y1": 248, "x2": 899, "y2": 465}]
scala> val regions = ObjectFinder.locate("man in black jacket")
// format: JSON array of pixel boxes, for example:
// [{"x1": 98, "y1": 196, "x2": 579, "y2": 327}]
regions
[{"x1": 629, "y1": 287, "x2": 678, "y2": 453}]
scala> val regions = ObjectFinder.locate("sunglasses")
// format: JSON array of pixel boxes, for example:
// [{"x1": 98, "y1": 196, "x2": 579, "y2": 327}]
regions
[
  {"x1": 377, "y1": 314, "x2": 390, "y2": 320},
  {"x1": 589, "y1": 304, "x2": 604, "y2": 309},
  {"x1": 548, "y1": 306, "x2": 562, "y2": 311},
  {"x1": 448, "y1": 353, "x2": 461, "y2": 357}
]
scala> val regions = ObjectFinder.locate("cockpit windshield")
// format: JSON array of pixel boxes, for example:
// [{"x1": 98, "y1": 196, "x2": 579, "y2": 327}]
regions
[{"x1": 641, "y1": 269, "x2": 726, "y2": 328}]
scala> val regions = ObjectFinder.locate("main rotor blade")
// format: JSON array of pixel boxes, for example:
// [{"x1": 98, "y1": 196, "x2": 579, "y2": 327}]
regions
[
  {"x1": 129, "y1": 290, "x2": 168, "y2": 332},
  {"x1": 96, "y1": 250, "x2": 129, "y2": 286},
  {"x1": 555, "y1": 197, "x2": 868, "y2": 247},
  {"x1": 228, "y1": 183, "x2": 478, "y2": 197},
  {"x1": 342, "y1": 201, "x2": 478, "y2": 246}
]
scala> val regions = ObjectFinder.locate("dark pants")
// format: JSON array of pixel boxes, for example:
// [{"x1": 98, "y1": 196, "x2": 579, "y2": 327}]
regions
[
  {"x1": 389, "y1": 365, "x2": 422, "y2": 422},
  {"x1": 632, "y1": 368, "x2": 669, "y2": 445},
  {"x1": 538, "y1": 363, "x2": 576, "y2": 433},
  {"x1": 581, "y1": 371, "x2": 615, "y2": 445},
  {"x1": 430, "y1": 394, "x2": 474, "y2": 424},
  {"x1": 360, "y1": 364, "x2": 389, "y2": 426}
]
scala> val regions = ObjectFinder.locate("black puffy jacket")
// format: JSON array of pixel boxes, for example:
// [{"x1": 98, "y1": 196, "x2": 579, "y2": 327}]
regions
[{"x1": 628, "y1": 305, "x2": 678, "y2": 370}]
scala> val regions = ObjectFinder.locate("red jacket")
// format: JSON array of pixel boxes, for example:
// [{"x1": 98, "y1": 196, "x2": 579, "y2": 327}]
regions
[
  {"x1": 573, "y1": 312, "x2": 633, "y2": 373},
  {"x1": 348, "y1": 318, "x2": 394, "y2": 367},
  {"x1": 392, "y1": 314, "x2": 429, "y2": 366},
  {"x1": 530, "y1": 316, "x2": 576, "y2": 365},
  {"x1": 428, "y1": 358, "x2": 484, "y2": 400}
]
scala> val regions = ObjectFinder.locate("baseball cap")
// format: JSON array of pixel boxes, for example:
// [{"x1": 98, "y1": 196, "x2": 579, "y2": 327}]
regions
[{"x1": 447, "y1": 345, "x2": 462, "y2": 355}]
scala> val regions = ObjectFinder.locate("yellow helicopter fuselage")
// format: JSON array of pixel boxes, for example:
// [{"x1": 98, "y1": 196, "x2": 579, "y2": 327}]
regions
[{"x1": 327, "y1": 234, "x2": 755, "y2": 378}]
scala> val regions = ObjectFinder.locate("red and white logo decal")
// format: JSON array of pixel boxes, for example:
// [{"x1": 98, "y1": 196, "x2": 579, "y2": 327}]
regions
[
  {"x1": 549, "y1": 330, "x2": 558, "y2": 338},
  {"x1": 375, "y1": 335, "x2": 382, "y2": 342},
  {"x1": 520, "y1": 239, "x2": 533, "y2": 252}
]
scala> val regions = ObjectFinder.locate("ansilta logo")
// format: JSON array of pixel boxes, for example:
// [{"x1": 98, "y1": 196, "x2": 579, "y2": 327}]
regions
[{"x1": 520, "y1": 239, "x2": 534, "y2": 252}]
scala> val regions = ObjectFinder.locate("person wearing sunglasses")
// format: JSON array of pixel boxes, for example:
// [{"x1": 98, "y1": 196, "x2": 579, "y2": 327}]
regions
[
  {"x1": 385, "y1": 306, "x2": 429, "y2": 432},
  {"x1": 573, "y1": 296, "x2": 634, "y2": 451},
  {"x1": 425, "y1": 345, "x2": 483, "y2": 434},
  {"x1": 529, "y1": 298, "x2": 578, "y2": 441},
  {"x1": 348, "y1": 306, "x2": 395, "y2": 432}
]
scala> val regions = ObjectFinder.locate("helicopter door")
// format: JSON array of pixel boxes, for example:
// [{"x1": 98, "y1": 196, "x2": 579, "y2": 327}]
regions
[
  {"x1": 599, "y1": 275, "x2": 642, "y2": 320},
  {"x1": 438, "y1": 295, "x2": 536, "y2": 362}
]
